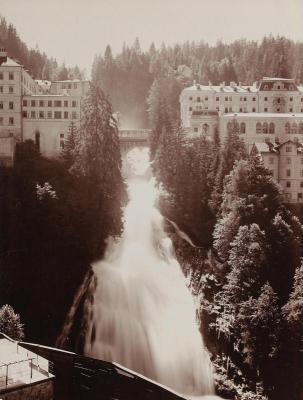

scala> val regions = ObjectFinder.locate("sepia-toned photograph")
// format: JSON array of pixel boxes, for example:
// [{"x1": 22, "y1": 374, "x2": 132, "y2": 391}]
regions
[{"x1": 0, "y1": 0, "x2": 302, "y2": 399}]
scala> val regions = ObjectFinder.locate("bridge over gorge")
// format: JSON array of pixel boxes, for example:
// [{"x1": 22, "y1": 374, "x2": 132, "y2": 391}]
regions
[{"x1": 119, "y1": 129, "x2": 151, "y2": 176}]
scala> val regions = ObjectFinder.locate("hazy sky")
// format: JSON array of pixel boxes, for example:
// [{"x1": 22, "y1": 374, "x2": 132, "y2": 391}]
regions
[{"x1": 1, "y1": 0, "x2": 303, "y2": 72}]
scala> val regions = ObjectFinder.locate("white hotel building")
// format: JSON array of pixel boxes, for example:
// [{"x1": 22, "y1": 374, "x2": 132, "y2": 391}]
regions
[
  {"x1": 180, "y1": 77, "x2": 303, "y2": 203},
  {"x1": 0, "y1": 49, "x2": 89, "y2": 166}
]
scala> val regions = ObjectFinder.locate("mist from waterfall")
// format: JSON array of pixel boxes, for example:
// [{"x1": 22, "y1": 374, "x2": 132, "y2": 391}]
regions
[{"x1": 83, "y1": 148, "x2": 214, "y2": 396}]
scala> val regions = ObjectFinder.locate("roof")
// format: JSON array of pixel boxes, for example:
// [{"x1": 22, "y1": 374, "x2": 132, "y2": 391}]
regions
[
  {"x1": 252, "y1": 142, "x2": 276, "y2": 154},
  {"x1": 222, "y1": 113, "x2": 303, "y2": 119},
  {"x1": 0, "y1": 57, "x2": 22, "y2": 67},
  {"x1": 0, "y1": 336, "x2": 53, "y2": 392},
  {"x1": 52, "y1": 79, "x2": 89, "y2": 83},
  {"x1": 183, "y1": 84, "x2": 257, "y2": 93}
]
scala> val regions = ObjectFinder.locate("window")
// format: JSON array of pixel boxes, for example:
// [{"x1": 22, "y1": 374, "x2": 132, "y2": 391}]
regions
[
  {"x1": 264, "y1": 108, "x2": 268, "y2": 112},
  {"x1": 239, "y1": 108, "x2": 243, "y2": 112},
  {"x1": 301, "y1": 171, "x2": 303, "y2": 178},
  {"x1": 60, "y1": 133, "x2": 65, "y2": 138},
  {"x1": 64, "y1": 111, "x2": 68, "y2": 119},
  {"x1": 189, "y1": 96, "x2": 192, "y2": 101},
  {"x1": 216, "y1": 97, "x2": 219, "y2": 101},
  {"x1": 72, "y1": 100, "x2": 77, "y2": 107},
  {"x1": 252, "y1": 97, "x2": 256, "y2": 101},
  {"x1": 286, "y1": 181, "x2": 291, "y2": 188},
  {"x1": 269, "y1": 122, "x2": 275, "y2": 134},
  {"x1": 22, "y1": 111, "x2": 27, "y2": 118},
  {"x1": 31, "y1": 100, "x2": 36, "y2": 107},
  {"x1": 289, "y1": 108, "x2": 293, "y2": 112},
  {"x1": 0, "y1": 101, "x2": 3, "y2": 109},
  {"x1": 256, "y1": 122, "x2": 262, "y2": 134},
  {"x1": 287, "y1": 157, "x2": 291, "y2": 164},
  {"x1": 298, "y1": 193, "x2": 303, "y2": 200},
  {"x1": 252, "y1": 107, "x2": 256, "y2": 112},
  {"x1": 202, "y1": 123, "x2": 209, "y2": 134},
  {"x1": 0, "y1": 72, "x2": 3, "y2": 80},
  {"x1": 23, "y1": 100, "x2": 27, "y2": 107},
  {"x1": 225, "y1": 97, "x2": 228, "y2": 101},
  {"x1": 9, "y1": 117, "x2": 14, "y2": 125},
  {"x1": 9, "y1": 72, "x2": 14, "y2": 80},
  {"x1": 225, "y1": 107, "x2": 228, "y2": 113},
  {"x1": 264, "y1": 97, "x2": 268, "y2": 101},
  {"x1": 291, "y1": 123, "x2": 297, "y2": 134},
  {"x1": 301, "y1": 158, "x2": 303, "y2": 164},
  {"x1": 31, "y1": 111, "x2": 36, "y2": 118},
  {"x1": 9, "y1": 102, "x2": 13, "y2": 110},
  {"x1": 47, "y1": 111, "x2": 52, "y2": 119},
  {"x1": 64, "y1": 100, "x2": 68, "y2": 107},
  {"x1": 54, "y1": 100, "x2": 62, "y2": 107},
  {"x1": 301, "y1": 182, "x2": 303, "y2": 188},
  {"x1": 286, "y1": 146, "x2": 292, "y2": 152},
  {"x1": 60, "y1": 140, "x2": 65, "y2": 149},
  {"x1": 68, "y1": 83, "x2": 72, "y2": 89},
  {"x1": 197, "y1": 97, "x2": 201, "y2": 102},
  {"x1": 39, "y1": 100, "x2": 44, "y2": 107},
  {"x1": 48, "y1": 100, "x2": 52, "y2": 107},
  {"x1": 240, "y1": 122, "x2": 246, "y2": 134},
  {"x1": 9, "y1": 86, "x2": 13, "y2": 93},
  {"x1": 290, "y1": 97, "x2": 293, "y2": 102},
  {"x1": 205, "y1": 97, "x2": 208, "y2": 101},
  {"x1": 301, "y1": 98, "x2": 303, "y2": 102},
  {"x1": 269, "y1": 157, "x2": 274, "y2": 164},
  {"x1": 263, "y1": 122, "x2": 268, "y2": 134},
  {"x1": 71, "y1": 111, "x2": 77, "y2": 119},
  {"x1": 194, "y1": 127, "x2": 198, "y2": 133},
  {"x1": 0, "y1": 86, "x2": 3, "y2": 93},
  {"x1": 189, "y1": 107, "x2": 192, "y2": 111},
  {"x1": 0, "y1": 117, "x2": 3, "y2": 125},
  {"x1": 285, "y1": 122, "x2": 290, "y2": 134},
  {"x1": 243, "y1": 97, "x2": 247, "y2": 101},
  {"x1": 39, "y1": 111, "x2": 44, "y2": 119},
  {"x1": 54, "y1": 111, "x2": 62, "y2": 119},
  {"x1": 286, "y1": 169, "x2": 291, "y2": 177}
]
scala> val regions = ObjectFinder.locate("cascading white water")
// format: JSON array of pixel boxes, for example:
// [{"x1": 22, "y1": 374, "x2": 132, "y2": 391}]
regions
[{"x1": 83, "y1": 148, "x2": 215, "y2": 397}]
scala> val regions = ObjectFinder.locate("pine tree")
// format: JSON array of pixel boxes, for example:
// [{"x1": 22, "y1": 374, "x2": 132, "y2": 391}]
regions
[
  {"x1": 61, "y1": 121, "x2": 78, "y2": 168},
  {"x1": 0, "y1": 304, "x2": 24, "y2": 340},
  {"x1": 72, "y1": 84, "x2": 125, "y2": 238}
]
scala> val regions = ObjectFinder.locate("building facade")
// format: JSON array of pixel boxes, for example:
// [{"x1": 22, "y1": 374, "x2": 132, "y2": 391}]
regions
[
  {"x1": 180, "y1": 77, "x2": 303, "y2": 202},
  {"x1": 0, "y1": 50, "x2": 89, "y2": 165}
]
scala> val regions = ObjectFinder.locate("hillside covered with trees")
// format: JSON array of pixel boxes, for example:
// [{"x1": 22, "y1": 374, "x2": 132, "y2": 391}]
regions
[{"x1": 92, "y1": 35, "x2": 303, "y2": 127}]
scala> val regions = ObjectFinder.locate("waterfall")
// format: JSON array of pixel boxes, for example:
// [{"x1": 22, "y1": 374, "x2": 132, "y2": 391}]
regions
[{"x1": 59, "y1": 148, "x2": 215, "y2": 397}]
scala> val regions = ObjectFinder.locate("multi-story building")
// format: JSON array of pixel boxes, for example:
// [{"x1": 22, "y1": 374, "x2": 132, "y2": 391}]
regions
[
  {"x1": 251, "y1": 140, "x2": 303, "y2": 203},
  {"x1": 180, "y1": 77, "x2": 303, "y2": 202},
  {"x1": 0, "y1": 49, "x2": 89, "y2": 165}
]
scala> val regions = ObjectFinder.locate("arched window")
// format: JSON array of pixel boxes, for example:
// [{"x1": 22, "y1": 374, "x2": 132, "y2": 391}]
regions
[
  {"x1": 291, "y1": 123, "x2": 297, "y2": 134},
  {"x1": 263, "y1": 122, "x2": 268, "y2": 134},
  {"x1": 269, "y1": 122, "x2": 275, "y2": 134},
  {"x1": 256, "y1": 122, "x2": 262, "y2": 134},
  {"x1": 285, "y1": 122, "x2": 290, "y2": 134},
  {"x1": 202, "y1": 123, "x2": 209, "y2": 134},
  {"x1": 240, "y1": 122, "x2": 246, "y2": 134},
  {"x1": 35, "y1": 131, "x2": 40, "y2": 151},
  {"x1": 299, "y1": 123, "x2": 303, "y2": 134}
]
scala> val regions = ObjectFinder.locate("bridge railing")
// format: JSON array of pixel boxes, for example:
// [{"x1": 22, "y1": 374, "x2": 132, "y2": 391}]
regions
[{"x1": 119, "y1": 129, "x2": 151, "y2": 139}]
